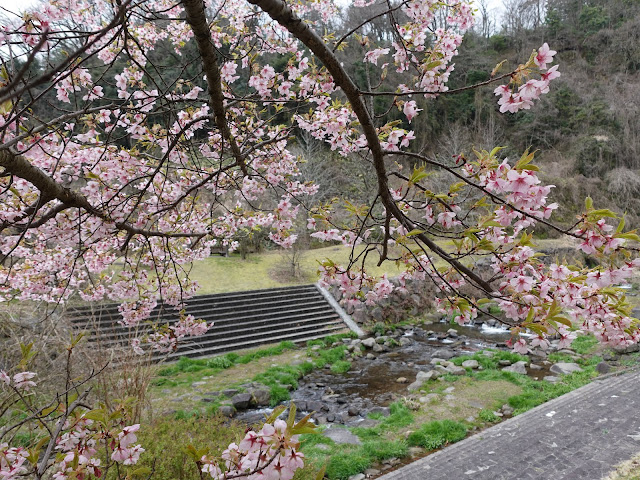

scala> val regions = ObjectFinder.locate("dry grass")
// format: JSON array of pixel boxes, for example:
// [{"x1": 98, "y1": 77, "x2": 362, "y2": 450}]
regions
[
  {"x1": 409, "y1": 377, "x2": 522, "y2": 427},
  {"x1": 188, "y1": 245, "x2": 406, "y2": 294},
  {"x1": 602, "y1": 451, "x2": 640, "y2": 480}
]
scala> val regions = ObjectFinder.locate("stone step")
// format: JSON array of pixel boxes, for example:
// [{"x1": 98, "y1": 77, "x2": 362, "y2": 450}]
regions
[
  {"x1": 83, "y1": 313, "x2": 344, "y2": 348},
  {"x1": 69, "y1": 294, "x2": 331, "y2": 327},
  {"x1": 68, "y1": 284, "x2": 354, "y2": 361},
  {"x1": 163, "y1": 324, "x2": 349, "y2": 360},
  {"x1": 66, "y1": 285, "x2": 321, "y2": 319}
]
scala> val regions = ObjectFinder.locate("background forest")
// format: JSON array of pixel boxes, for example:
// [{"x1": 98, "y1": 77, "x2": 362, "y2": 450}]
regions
[{"x1": 296, "y1": 0, "x2": 640, "y2": 236}]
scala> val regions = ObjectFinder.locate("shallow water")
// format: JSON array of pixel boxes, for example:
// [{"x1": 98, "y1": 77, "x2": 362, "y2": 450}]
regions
[{"x1": 235, "y1": 321, "x2": 534, "y2": 425}]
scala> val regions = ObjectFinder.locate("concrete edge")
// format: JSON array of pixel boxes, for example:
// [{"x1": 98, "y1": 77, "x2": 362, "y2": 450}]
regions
[
  {"x1": 379, "y1": 367, "x2": 640, "y2": 479},
  {"x1": 315, "y1": 283, "x2": 365, "y2": 338}
]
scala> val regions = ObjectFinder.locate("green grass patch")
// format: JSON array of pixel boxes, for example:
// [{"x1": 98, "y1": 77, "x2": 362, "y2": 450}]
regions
[
  {"x1": 156, "y1": 342, "x2": 297, "y2": 378},
  {"x1": 330, "y1": 360, "x2": 352, "y2": 374},
  {"x1": 407, "y1": 420, "x2": 468, "y2": 450},
  {"x1": 571, "y1": 334, "x2": 599, "y2": 355},
  {"x1": 471, "y1": 366, "x2": 598, "y2": 415},
  {"x1": 249, "y1": 343, "x2": 352, "y2": 405},
  {"x1": 352, "y1": 402, "x2": 414, "y2": 440},
  {"x1": 325, "y1": 450, "x2": 372, "y2": 480},
  {"x1": 450, "y1": 349, "x2": 529, "y2": 370},
  {"x1": 301, "y1": 433, "x2": 408, "y2": 480},
  {"x1": 478, "y1": 409, "x2": 500, "y2": 423},
  {"x1": 189, "y1": 245, "x2": 403, "y2": 294}
]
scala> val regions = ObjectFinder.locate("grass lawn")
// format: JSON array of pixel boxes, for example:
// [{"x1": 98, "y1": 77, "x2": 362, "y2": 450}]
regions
[{"x1": 188, "y1": 245, "x2": 406, "y2": 294}]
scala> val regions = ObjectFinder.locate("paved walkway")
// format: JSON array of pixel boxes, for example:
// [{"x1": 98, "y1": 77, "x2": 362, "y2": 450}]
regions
[{"x1": 380, "y1": 368, "x2": 640, "y2": 480}]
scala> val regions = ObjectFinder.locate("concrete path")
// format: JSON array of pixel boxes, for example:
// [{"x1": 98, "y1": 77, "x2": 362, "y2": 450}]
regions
[{"x1": 380, "y1": 369, "x2": 640, "y2": 480}]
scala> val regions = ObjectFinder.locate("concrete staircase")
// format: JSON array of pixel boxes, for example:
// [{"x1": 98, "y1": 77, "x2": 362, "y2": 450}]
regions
[{"x1": 66, "y1": 285, "x2": 352, "y2": 361}]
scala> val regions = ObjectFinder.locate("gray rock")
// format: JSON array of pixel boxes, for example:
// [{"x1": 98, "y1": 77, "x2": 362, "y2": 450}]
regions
[
  {"x1": 362, "y1": 338, "x2": 376, "y2": 348},
  {"x1": 368, "y1": 406, "x2": 390, "y2": 417},
  {"x1": 447, "y1": 328, "x2": 459, "y2": 337},
  {"x1": 408, "y1": 381, "x2": 423, "y2": 392},
  {"x1": 399, "y1": 337, "x2": 412, "y2": 346},
  {"x1": 348, "y1": 474, "x2": 365, "y2": 480},
  {"x1": 419, "y1": 394, "x2": 439, "y2": 404},
  {"x1": 366, "y1": 353, "x2": 376, "y2": 360},
  {"x1": 396, "y1": 377, "x2": 408, "y2": 383},
  {"x1": 447, "y1": 365, "x2": 467, "y2": 376},
  {"x1": 529, "y1": 363, "x2": 543, "y2": 371},
  {"x1": 323, "y1": 427, "x2": 362, "y2": 445},
  {"x1": 596, "y1": 362, "x2": 612, "y2": 374},
  {"x1": 501, "y1": 404, "x2": 514, "y2": 416},
  {"x1": 222, "y1": 389, "x2": 239, "y2": 397},
  {"x1": 372, "y1": 342, "x2": 386, "y2": 353},
  {"x1": 550, "y1": 362, "x2": 583, "y2": 375},
  {"x1": 462, "y1": 359, "x2": 479, "y2": 369},
  {"x1": 544, "y1": 376, "x2": 561, "y2": 383},
  {"x1": 498, "y1": 360, "x2": 512, "y2": 366},
  {"x1": 417, "y1": 370, "x2": 440, "y2": 381},
  {"x1": 218, "y1": 405, "x2": 235, "y2": 417},
  {"x1": 502, "y1": 361, "x2": 528, "y2": 375},
  {"x1": 347, "y1": 406, "x2": 360, "y2": 416},
  {"x1": 250, "y1": 388, "x2": 271, "y2": 406},
  {"x1": 231, "y1": 393, "x2": 253, "y2": 410}
]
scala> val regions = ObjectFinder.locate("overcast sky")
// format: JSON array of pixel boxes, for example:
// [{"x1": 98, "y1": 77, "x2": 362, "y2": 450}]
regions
[{"x1": 0, "y1": 0, "x2": 506, "y2": 25}]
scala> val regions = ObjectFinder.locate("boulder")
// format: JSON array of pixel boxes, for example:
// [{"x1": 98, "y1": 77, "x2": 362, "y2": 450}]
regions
[
  {"x1": 249, "y1": 388, "x2": 271, "y2": 406},
  {"x1": 447, "y1": 365, "x2": 467, "y2": 376},
  {"x1": 462, "y1": 359, "x2": 479, "y2": 369},
  {"x1": 407, "y1": 381, "x2": 423, "y2": 392},
  {"x1": 231, "y1": 393, "x2": 253, "y2": 410},
  {"x1": 218, "y1": 405, "x2": 236, "y2": 417},
  {"x1": 416, "y1": 370, "x2": 440, "y2": 381},
  {"x1": 544, "y1": 376, "x2": 560, "y2": 383},
  {"x1": 550, "y1": 362, "x2": 583, "y2": 375},
  {"x1": 323, "y1": 427, "x2": 362, "y2": 445},
  {"x1": 362, "y1": 338, "x2": 376, "y2": 349},
  {"x1": 368, "y1": 406, "x2": 390, "y2": 417},
  {"x1": 502, "y1": 361, "x2": 527, "y2": 375},
  {"x1": 595, "y1": 362, "x2": 612, "y2": 374}
]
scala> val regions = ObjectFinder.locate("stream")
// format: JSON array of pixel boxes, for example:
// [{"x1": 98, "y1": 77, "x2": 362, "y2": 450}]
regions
[{"x1": 234, "y1": 319, "x2": 546, "y2": 426}]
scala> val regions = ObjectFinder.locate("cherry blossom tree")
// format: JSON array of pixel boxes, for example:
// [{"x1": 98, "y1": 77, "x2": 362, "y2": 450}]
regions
[
  {"x1": 0, "y1": 0, "x2": 636, "y2": 353},
  {"x1": 1, "y1": 0, "x2": 639, "y2": 477}
]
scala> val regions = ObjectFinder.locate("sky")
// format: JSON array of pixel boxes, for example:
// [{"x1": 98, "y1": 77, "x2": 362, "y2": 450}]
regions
[{"x1": 0, "y1": 0, "x2": 506, "y2": 26}]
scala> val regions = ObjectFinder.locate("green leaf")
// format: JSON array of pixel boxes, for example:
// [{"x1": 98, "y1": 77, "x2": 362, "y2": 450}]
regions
[
  {"x1": 585, "y1": 196, "x2": 593, "y2": 211},
  {"x1": 41, "y1": 404, "x2": 59, "y2": 417},
  {"x1": 406, "y1": 229, "x2": 425, "y2": 237},
  {"x1": 408, "y1": 165, "x2": 429, "y2": 185},
  {"x1": 287, "y1": 403, "x2": 297, "y2": 429},
  {"x1": 525, "y1": 307, "x2": 535, "y2": 323},
  {"x1": 83, "y1": 409, "x2": 106, "y2": 424},
  {"x1": 614, "y1": 232, "x2": 640, "y2": 242},
  {"x1": 265, "y1": 405, "x2": 287, "y2": 424}
]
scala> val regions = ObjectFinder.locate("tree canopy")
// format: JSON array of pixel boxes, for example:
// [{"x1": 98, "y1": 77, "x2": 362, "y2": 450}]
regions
[{"x1": 0, "y1": 0, "x2": 637, "y2": 355}]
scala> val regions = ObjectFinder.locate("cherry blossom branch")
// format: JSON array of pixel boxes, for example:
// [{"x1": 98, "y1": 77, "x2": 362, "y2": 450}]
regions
[
  {"x1": 183, "y1": 0, "x2": 249, "y2": 176},
  {"x1": 0, "y1": 0, "x2": 132, "y2": 105},
  {"x1": 0, "y1": 150, "x2": 207, "y2": 239},
  {"x1": 358, "y1": 70, "x2": 517, "y2": 96}
]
